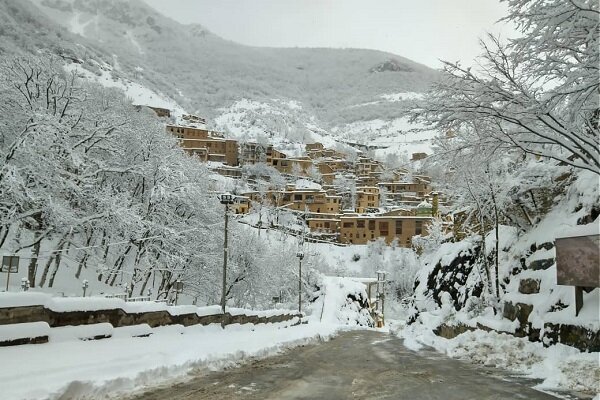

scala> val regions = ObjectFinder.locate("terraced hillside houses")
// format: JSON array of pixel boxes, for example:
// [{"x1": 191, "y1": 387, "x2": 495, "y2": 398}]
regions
[{"x1": 161, "y1": 117, "x2": 450, "y2": 247}]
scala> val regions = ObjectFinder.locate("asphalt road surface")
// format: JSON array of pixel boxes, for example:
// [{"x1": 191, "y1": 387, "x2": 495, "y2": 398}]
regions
[{"x1": 130, "y1": 330, "x2": 570, "y2": 400}]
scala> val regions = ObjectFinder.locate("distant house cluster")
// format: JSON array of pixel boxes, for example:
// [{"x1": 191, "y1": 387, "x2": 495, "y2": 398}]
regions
[{"x1": 149, "y1": 109, "x2": 450, "y2": 247}]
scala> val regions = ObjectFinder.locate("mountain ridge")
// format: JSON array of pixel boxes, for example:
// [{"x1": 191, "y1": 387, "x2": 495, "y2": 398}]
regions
[{"x1": 0, "y1": 0, "x2": 439, "y2": 153}]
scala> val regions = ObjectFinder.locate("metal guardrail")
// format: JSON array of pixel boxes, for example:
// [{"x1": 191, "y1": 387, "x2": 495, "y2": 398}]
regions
[
  {"x1": 126, "y1": 296, "x2": 151, "y2": 302},
  {"x1": 103, "y1": 294, "x2": 154, "y2": 302},
  {"x1": 104, "y1": 293, "x2": 128, "y2": 300}
]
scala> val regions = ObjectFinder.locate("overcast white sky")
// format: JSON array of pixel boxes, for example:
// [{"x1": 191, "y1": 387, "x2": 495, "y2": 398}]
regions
[{"x1": 143, "y1": 0, "x2": 515, "y2": 69}]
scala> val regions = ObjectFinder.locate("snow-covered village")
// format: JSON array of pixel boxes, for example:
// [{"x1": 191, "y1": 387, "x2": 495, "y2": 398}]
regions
[{"x1": 0, "y1": 0, "x2": 598, "y2": 399}]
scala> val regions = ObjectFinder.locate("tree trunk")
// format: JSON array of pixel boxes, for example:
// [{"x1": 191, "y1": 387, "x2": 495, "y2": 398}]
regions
[
  {"x1": 75, "y1": 231, "x2": 93, "y2": 279},
  {"x1": 106, "y1": 245, "x2": 132, "y2": 286},
  {"x1": 38, "y1": 255, "x2": 55, "y2": 288},
  {"x1": 489, "y1": 180, "x2": 501, "y2": 298},
  {"x1": 0, "y1": 225, "x2": 10, "y2": 249},
  {"x1": 27, "y1": 238, "x2": 41, "y2": 287},
  {"x1": 48, "y1": 244, "x2": 65, "y2": 288},
  {"x1": 139, "y1": 270, "x2": 152, "y2": 297}
]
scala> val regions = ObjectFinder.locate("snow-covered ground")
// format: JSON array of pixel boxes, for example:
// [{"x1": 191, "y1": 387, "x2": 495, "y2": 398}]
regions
[
  {"x1": 0, "y1": 273, "x2": 377, "y2": 400},
  {"x1": 331, "y1": 116, "x2": 438, "y2": 162},
  {"x1": 64, "y1": 62, "x2": 185, "y2": 114},
  {"x1": 0, "y1": 320, "x2": 345, "y2": 400}
]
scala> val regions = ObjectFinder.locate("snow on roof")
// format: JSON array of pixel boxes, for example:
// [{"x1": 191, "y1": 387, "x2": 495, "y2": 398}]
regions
[
  {"x1": 417, "y1": 200, "x2": 432, "y2": 209},
  {"x1": 295, "y1": 179, "x2": 322, "y2": 190}
]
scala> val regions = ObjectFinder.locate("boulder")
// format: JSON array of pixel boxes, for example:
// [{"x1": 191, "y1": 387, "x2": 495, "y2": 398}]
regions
[
  {"x1": 518, "y1": 278, "x2": 541, "y2": 294},
  {"x1": 544, "y1": 323, "x2": 600, "y2": 352},
  {"x1": 433, "y1": 323, "x2": 474, "y2": 339},
  {"x1": 528, "y1": 258, "x2": 554, "y2": 271},
  {"x1": 503, "y1": 301, "x2": 534, "y2": 325}
]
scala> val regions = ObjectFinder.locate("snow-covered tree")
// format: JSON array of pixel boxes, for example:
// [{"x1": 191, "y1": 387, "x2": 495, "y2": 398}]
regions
[
  {"x1": 413, "y1": 0, "x2": 599, "y2": 175},
  {"x1": 306, "y1": 164, "x2": 322, "y2": 183}
]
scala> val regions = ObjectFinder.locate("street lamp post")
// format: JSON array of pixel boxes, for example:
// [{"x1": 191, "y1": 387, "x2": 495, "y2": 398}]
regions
[
  {"x1": 296, "y1": 221, "x2": 305, "y2": 315},
  {"x1": 218, "y1": 193, "x2": 235, "y2": 327},
  {"x1": 376, "y1": 270, "x2": 386, "y2": 326},
  {"x1": 296, "y1": 250, "x2": 304, "y2": 314}
]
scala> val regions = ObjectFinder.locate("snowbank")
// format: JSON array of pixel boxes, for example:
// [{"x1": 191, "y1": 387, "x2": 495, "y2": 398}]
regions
[
  {"x1": 396, "y1": 323, "x2": 599, "y2": 396},
  {"x1": 0, "y1": 322, "x2": 49, "y2": 342},
  {"x1": 0, "y1": 321, "x2": 341, "y2": 400}
]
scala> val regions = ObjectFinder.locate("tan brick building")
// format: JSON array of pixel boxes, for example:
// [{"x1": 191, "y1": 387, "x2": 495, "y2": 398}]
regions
[
  {"x1": 271, "y1": 157, "x2": 314, "y2": 176},
  {"x1": 239, "y1": 142, "x2": 287, "y2": 165},
  {"x1": 307, "y1": 214, "x2": 341, "y2": 234},
  {"x1": 356, "y1": 186, "x2": 380, "y2": 213},
  {"x1": 167, "y1": 125, "x2": 238, "y2": 166},
  {"x1": 243, "y1": 185, "x2": 342, "y2": 215},
  {"x1": 339, "y1": 215, "x2": 433, "y2": 246}
]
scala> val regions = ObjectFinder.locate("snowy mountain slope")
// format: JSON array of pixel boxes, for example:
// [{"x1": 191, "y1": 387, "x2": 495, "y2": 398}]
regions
[{"x1": 0, "y1": 0, "x2": 438, "y2": 153}]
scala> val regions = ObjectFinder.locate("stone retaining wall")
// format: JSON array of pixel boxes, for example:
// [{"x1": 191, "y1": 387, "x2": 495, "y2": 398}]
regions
[{"x1": 0, "y1": 304, "x2": 301, "y2": 347}]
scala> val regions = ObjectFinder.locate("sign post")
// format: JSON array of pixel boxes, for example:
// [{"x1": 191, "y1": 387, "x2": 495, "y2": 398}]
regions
[
  {"x1": 2, "y1": 256, "x2": 19, "y2": 291},
  {"x1": 555, "y1": 234, "x2": 600, "y2": 316}
]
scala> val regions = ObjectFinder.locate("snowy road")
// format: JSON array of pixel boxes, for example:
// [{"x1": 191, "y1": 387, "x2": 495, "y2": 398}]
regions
[{"x1": 129, "y1": 330, "x2": 561, "y2": 400}]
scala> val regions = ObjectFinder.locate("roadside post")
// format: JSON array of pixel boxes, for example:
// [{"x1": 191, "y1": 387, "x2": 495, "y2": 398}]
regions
[
  {"x1": 82, "y1": 279, "x2": 89, "y2": 297},
  {"x1": 174, "y1": 279, "x2": 184, "y2": 306}
]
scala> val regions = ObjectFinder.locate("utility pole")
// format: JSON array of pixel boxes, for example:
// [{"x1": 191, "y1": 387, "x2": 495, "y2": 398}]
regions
[{"x1": 219, "y1": 193, "x2": 234, "y2": 328}]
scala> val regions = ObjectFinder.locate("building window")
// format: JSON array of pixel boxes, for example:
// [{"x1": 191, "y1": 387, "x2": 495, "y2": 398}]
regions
[
  {"x1": 368, "y1": 220, "x2": 375, "y2": 230},
  {"x1": 379, "y1": 221, "x2": 388, "y2": 236},
  {"x1": 294, "y1": 194, "x2": 302, "y2": 201},
  {"x1": 357, "y1": 220, "x2": 365, "y2": 228},
  {"x1": 343, "y1": 222, "x2": 354, "y2": 228},
  {"x1": 395, "y1": 220, "x2": 403, "y2": 234},
  {"x1": 416, "y1": 221, "x2": 423, "y2": 235}
]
